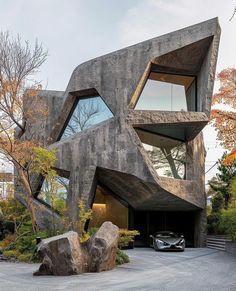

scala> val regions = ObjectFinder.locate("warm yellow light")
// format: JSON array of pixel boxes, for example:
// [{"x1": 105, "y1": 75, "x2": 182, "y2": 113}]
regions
[{"x1": 93, "y1": 203, "x2": 106, "y2": 207}]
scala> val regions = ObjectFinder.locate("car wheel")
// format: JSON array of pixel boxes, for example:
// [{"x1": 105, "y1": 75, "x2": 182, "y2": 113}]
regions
[{"x1": 154, "y1": 244, "x2": 159, "y2": 251}]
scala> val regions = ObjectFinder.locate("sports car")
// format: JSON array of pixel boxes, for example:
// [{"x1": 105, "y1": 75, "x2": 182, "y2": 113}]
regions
[{"x1": 150, "y1": 231, "x2": 185, "y2": 251}]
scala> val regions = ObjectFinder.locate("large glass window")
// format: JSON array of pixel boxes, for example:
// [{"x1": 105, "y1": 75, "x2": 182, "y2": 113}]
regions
[
  {"x1": 61, "y1": 96, "x2": 113, "y2": 140},
  {"x1": 135, "y1": 129, "x2": 186, "y2": 179},
  {"x1": 135, "y1": 72, "x2": 196, "y2": 111},
  {"x1": 89, "y1": 185, "x2": 128, "y2": 229},
  {"x1": 38, "y1": 176, "x2": 69, "y2": 214}
]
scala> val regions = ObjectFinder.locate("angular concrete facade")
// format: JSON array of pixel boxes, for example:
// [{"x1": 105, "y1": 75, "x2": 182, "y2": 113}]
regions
[{"x1": 17, "y1": 18, "x2": 220, "y2": 247}]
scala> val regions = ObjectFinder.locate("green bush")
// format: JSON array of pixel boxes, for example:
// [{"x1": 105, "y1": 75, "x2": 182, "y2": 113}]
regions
[
  {"x1": 3, "y1": 249, "x2": 33, "y2": 263},
  {"x1": 0, "y1": 220, "x2": 50, "y2": 263},
  {"x1": 18, "y1": 253, "x2": 33, "y2": 262},
  {"x1": 207, "y1": 213, "x2": 223, "y2": 234},
  {"x1": 3, "y1": 249, "x2": 20, "y2": 259},
  {"x1": 0, "y1": 234, "x2": 15, "y2": 249},
  {"x1": 2, "y1": 231, "x2": 49, "y2": 263},
  {"x1": 211, "y1": 192, "x2": 224, "y2": 213},
  {"x1": 0, "y1": 197, "x2": 59, "y2": 263},
  {"x1": 88, "y1": 227, "x2": 98, "y2": 237},
  {"x1": 118, "y1": 229, "x2": 140, "y2": 249},
  {"x1": 116, "y1": 249, "x2": 130, "y2": 265},
  {"x1": 2, "y1": 221, "x2": 15, "y2": 234},
  {"x1": 219, "y1": 208, "x2": 236, "y2": 241}
]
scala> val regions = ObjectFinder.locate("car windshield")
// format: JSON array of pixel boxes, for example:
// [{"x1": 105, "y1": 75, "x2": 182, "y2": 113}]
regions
[{"x1": 155, "y1": 232, "x2": 178, "y2": 238}]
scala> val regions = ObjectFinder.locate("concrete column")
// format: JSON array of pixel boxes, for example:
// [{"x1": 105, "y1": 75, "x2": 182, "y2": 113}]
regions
[{"x1": 194, "y1": 209, "x2": 207, "y2": 247}]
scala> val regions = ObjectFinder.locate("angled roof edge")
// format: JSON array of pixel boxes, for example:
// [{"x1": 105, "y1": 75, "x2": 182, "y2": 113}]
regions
[
  {"x1": 74, "y1": 17, "x2": 220, "y2": 72},
  {"x1": 48, "y1": 18, "x2": 220, "y2": 143},
  {"x1": 64, "y1": 18, "x2": 220, "y2": 93}
]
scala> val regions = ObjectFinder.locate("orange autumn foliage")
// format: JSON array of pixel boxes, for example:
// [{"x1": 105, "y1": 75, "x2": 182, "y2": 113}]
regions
[
  {"x1": 224, "y1": 149, "x2": 236, "y2": 166},
  {"x1": 210, "y1": 68, "x2": 236, "y2": 163}
]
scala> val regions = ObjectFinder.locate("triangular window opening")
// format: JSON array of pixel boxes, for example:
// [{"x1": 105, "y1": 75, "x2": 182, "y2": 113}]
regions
[
  {"x1": 135, "y1": 128, "x2": 186, "y2": 180},
  {"x1": 38, "y1": 176, "x2": 69, "y2": 214},
  {"x1": 61, "y1": 95, "x2": 113, "y2": 140},
  {"x1": 135, "y1": 72, "x2": 196, "y2": 112}
]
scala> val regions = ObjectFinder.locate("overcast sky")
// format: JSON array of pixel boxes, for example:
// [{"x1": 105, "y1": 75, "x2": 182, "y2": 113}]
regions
[{"x1": 0, "y1": 0, "x2": 235, "y2": 183}]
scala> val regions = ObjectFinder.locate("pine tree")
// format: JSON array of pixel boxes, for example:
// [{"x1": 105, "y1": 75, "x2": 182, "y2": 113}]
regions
[{"x1": 209, "y1": 153, "x2": 236, "y2": 208}]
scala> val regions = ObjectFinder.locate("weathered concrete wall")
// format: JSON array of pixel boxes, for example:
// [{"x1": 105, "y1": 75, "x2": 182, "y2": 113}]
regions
[
  {"x1": 48, "y1": 18, "x2": 220, "y2": 144},
  {"x1": 52, "y1": 115, "x2": 205, "y2": 217}
]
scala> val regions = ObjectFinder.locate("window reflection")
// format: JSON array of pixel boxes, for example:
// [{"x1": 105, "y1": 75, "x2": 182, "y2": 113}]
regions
[
  {"x1": 61, "y1": 96, "x2": 113, "y2": 140},
  {"x1": 38, "y1": 176, "x2": 69, "y2": 214},
  {"x1": 135, "y1": 129, "x2": 186, "y2": 179},
  {"x1": 135, "y1": 72, "x2": 196, "y2": 112}
]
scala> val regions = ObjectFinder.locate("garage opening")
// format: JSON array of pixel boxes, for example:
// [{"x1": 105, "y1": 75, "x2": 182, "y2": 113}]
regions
[{"x1": 133, "y1": 211, "x2": 195, "y2": 247}]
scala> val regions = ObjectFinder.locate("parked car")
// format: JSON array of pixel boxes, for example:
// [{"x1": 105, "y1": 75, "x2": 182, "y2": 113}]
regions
[{"x1": 150, "y1": 231, "x2": 185, "y2": 251}]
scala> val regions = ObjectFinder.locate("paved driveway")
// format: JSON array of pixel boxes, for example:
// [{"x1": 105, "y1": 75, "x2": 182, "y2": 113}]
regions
[{"x1": 0, "y1": 248, "x2": 236, "y2": 291}]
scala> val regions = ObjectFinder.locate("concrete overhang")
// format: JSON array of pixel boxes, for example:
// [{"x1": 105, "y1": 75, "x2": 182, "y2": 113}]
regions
[
  {"x1": 152, "y1": 36, "x2": 213, "y2": 75},
  {"x1": 126, "y1": 110, "x2": 208, "y2": 141},
  {"x1": 97, "y1": 167, "x2": 204, "y2": 211}
]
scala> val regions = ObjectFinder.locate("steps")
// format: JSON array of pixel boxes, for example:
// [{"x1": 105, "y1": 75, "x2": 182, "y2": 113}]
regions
[{"x1": 206, "y1": 235, "x2": 231, "y2": 251}]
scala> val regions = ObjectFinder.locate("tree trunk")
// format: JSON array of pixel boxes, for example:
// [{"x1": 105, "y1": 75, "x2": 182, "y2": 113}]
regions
[
  {"x1": 15, "y1": 165, "x2": 38, "y2": 233},
  {"x1": 161, "y1": 148, "x2": 182, "y2": 179}
]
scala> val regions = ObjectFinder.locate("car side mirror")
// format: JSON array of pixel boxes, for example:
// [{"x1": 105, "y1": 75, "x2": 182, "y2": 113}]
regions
[{"x1": 180, "y1": 235, "x2": 184, "y2": 238}]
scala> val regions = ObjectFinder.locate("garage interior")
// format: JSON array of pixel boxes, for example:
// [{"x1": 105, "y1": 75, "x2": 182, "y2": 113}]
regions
[
  {"x1": 132, "y1": 210, "x2": 195, "y2": 247},
  {"x1": 89, "y1": 183, "x2": 200, "y2": 248}
]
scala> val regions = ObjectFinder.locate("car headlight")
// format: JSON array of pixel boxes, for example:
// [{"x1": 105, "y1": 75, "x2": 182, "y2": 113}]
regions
[
  {"x1": 177, "y1": 239, "x2": 185, "y2": 245},
  {"x1": 156, "y1": 239, "x2": 169, "y2": 246}
]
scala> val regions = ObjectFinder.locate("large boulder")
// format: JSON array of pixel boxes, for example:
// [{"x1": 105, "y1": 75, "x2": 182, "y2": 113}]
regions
[
  {"x1": 34, "y1": 221, "x2": 119, "y2": 276},
  {"x1": 34, "y1": 231, "x2": 88, "y2": 276},
  {"x1": 88, "y1": 221, "x2": 119, "y2": 272}
]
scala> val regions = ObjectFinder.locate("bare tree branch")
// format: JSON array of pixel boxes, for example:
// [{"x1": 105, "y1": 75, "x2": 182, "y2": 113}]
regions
[{"x1": 0, "y1": 31, "x2": 48, "y2": 232}]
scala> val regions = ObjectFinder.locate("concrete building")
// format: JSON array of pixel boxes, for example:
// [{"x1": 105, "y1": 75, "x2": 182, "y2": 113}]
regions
[
  {"x1": 17, "y1": 18, "x2": 220, "y2": 247},
  {"x1": 0, "y1": 172, "x2": 14, "y2": 199}
]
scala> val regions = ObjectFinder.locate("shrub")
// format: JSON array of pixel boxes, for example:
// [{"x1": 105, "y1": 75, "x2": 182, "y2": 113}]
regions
[
  {"x1": 2, "y1": 221, "x2": 15, "y2": 234},
  {"x1": 219, "y1": 208, "x2": 236, "y2": 241},
  {"x1": 0, "y1": 198, "x2": 31, "y2": 239},
  {"x1": 0, "y1": 220, "x2": 50, "y2": 263},
  {"x1": 3, "y1": 249, "x2": 20, "y2": 259},
  {"x1": 116, "y1": 249, "x2": 130, "y2": 265},
  {"x1": 118, "y1": 229, "x2": 140, "y2": 249},
  {"x1": 211, "y1": 192, "x2": 224, "y2": 213},
  {"x1": 18, "y1": 253, "x2": 33, "y2": 262},
  {"x1": 207, "y1": 213, "x2": 223, "y2": 234},
  {"x1": 3, "y1": 249, "x2": 34, "y2": 262},
  {"x1": 62, "y1": 199, "x2": 93, "y2": 242},
  {"x1": 88, "y1": 227, "x2": 98, "y2": 237},
  {"x1": 0, "y1": 234, "x2": 16, "y2": 248}
]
